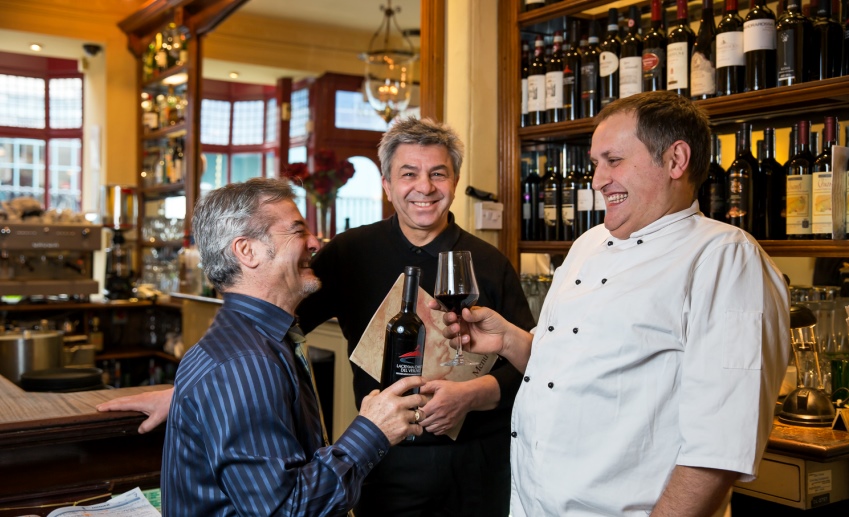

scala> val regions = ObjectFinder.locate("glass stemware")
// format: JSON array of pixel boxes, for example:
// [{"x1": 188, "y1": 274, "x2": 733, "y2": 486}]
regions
[{"x1": 434, "y1": 251, "x2": 479, "y2": 367}]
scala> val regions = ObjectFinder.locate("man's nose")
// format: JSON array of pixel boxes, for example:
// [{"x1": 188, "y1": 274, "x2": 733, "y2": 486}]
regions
[
  {"x1": 307, "y1": 234, "x2": 321, "y2": 253},
  {"x1": 414, "y1": 174, "x2": 436, "y2": 192}
]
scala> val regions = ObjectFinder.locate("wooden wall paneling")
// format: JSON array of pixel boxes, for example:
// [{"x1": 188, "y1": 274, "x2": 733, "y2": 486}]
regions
[
  {"x1": 498, "y1": 0, "x2": 521, "y2": 269},
  {"x1": 420, "y1": 0, "x2": 445, "y2": 122}
]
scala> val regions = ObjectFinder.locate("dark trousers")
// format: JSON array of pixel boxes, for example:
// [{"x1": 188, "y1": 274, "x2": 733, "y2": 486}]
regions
[{"x1": 354, "y1": 432, "x2": 511, "y2": 517}]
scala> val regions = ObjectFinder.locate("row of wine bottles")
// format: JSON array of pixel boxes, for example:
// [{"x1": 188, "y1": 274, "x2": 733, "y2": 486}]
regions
[
  {"x1": 142, "y1": 137, "x2": 186, "y2": 187},
  {"x1": 521, "y1": 0, "x2": 849, "y2": 125},
  {"x1": 142, "y1": 13, "x2": 190, "y2": 82}
]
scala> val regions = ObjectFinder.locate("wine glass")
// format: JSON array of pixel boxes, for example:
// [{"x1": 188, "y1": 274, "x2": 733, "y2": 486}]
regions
[{"x1": 435, "y1": 251, "x2": 479, "y2": 367}]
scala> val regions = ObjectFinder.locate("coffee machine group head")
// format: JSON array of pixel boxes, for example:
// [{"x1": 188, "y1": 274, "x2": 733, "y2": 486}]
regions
[{"x1": 101, "y1": 185, "x2": 137, "y2": 300}]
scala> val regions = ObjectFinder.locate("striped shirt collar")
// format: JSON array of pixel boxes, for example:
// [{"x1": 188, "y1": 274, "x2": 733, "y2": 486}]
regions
[{"x1": 221, "y1": 292, "x2": 295, "y2": 343}]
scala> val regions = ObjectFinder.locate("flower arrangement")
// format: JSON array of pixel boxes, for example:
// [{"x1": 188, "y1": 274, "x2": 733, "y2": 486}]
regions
[{"x1": 284, "y1": 149, "x2": 356, "y2": 206}]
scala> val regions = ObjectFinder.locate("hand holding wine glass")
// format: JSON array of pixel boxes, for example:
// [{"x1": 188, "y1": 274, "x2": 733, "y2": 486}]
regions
[{"x1": 435, "y1": 251, "x2": 479, "y2": 367}]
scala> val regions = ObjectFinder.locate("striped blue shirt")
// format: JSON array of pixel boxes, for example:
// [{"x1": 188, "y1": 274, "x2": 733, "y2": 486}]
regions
[{"x1": 162, "y1": 293, "x2": 389, "y2": 516}]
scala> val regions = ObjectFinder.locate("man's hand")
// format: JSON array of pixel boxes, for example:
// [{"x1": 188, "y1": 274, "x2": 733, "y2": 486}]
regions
[
  {"x1": 359, "y1": 376, "x2": 428, "y2": 445},
  {"x1": 96, "y1": 388, "x2": 174, "y2": 434},
  {"x1": 417, "y1": 380, "x2": 474, "y2": 435}
]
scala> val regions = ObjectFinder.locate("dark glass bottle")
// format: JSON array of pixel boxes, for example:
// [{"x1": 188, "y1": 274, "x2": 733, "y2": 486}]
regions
[
  {"x1": 642, "y1": 0, "x2": 667, "y2": 92},
  {"x1": 561, "y1": 145, "x2": 578, "y2": 241},
  {"x1": 691, "y1": 0, "x2": 717, "y2": 100},
  {"x1": 542, "y1": 146, "x2": 563, "y2": 241},
  {"x1": 521, "y1": 159, "x2": 541, "y2": 240},
  {"x1": 667, "y1": 0, "x2": 695, "y2": 97},
  {"x1": 546, "y1": 31, "x2": 565, "y2": 123},
  {"x1": 726, "y1": 125, "x2": 756, "y2": 233},
  {"x1": 521, "y1": 39, "x2": 530, "y2": 128},
  {"x1": 590, "y1": 162, "x2": 605, "y2": 227},
  {"x1": 698, "y1": 134, "x2": 727, "y2": 221},
  {"x1": 776, "y1": 0, "x2": 814, "y2": 87},
  {"x1": 843, "y1": 5, "x2": 849, "y2": 76},
  {"x1": 812, "y1": 0, "x2": 842, "y2": 80},
  {"x1": 381, "y1": 266, "x2": 425, "y2": 392},
  {"x1": 581, "y1": 21, "x2": 602, "y2": 118},
  {"x1": 574, "y1": 154, "x2": 594, "y2": 239},
  {"x1": 716, "y1": 0, "x2": 745, "y2": 96},
  {"x1": 743, "y1": 0, "x2": 777, "y2": 91},
  {"x1": 786, "y1": 120, "x2": 814, "y2": 239},
  {"x1": 528, "y1": 35, "x2": 547, "y2": 126},
  {"x1": 599, "y1": 8, "x2": 622, "y2": 107},
  {"x1": 563, "y1": 19, "x2": 583, "y2": 121},
  {"x1": 760, "y1": 128, "x2": 787, "y2": 239},
  {"x1": 619, "y1": 5, "x2": 643, "y2": 99},
  {"x1": 812, "y1": 117, "x2": 839, "y2": 238}
]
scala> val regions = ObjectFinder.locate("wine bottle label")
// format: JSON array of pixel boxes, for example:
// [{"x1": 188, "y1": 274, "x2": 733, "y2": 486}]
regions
[
  {"x1": 691, "y1": 52, "x2": 716, "y2": 96},
  {"x1": 727, "y1": 170, "x2": 749, "y2": 220},
  {"x1": 545, "y1": 71, "x2": 565, "y2": 110},
  {"x1": 544, "y1": 206, "x2": 558, "y2": 225},
  {"x1": 717, "y1": 31, "x2": 745, "y2": 67},
  {"x1": 523, "y1": 201, "x2": 531, "y2": 220},
  {"x1": 776, "y1": 30, "x2": 797, "y2": 86},
  {"x1": 528, "y1": 75, "x2": 546, "y2": 112},
  {"x1": 743, "y1": 19, "x2": 776, "y2": 52},
  {"x1": 577, "y1": 189, "x2": 594, "y2": 210},
  {"x1": 593, "y1": 190, "x2": 607, "y2": 211},
  {"x1": 709, "y1": 183, "x2": 726, "y2": 214},
  {"x1": 581, "y1": 63, "x2": 598, "y2": 99},
  {"x1": 666, "y1": 42, "x2": 689, "y2": 89},
  {"x1": 599, "y1": 52, "x2": 620, "y2": 77},
  {"x1": 786, "y1": 175, "x2": 813, "y2": 235},
  {"x1": 561, "y1": 189, "x2": 575, "y2": 223},
  {"x1": 521, "y1": 78, "x2": 528, "y2": 115},
  {"x1": 619, "y1": 56, "x2": 643, "y2": 98},
  {"x1": 811, "y1": 172, "x2": 833, "y2": 234}
]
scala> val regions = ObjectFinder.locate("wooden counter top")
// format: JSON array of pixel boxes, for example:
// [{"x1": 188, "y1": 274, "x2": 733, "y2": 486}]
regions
[{"x1": 766, "y1": 418, "x2": 849, "y2": 462}]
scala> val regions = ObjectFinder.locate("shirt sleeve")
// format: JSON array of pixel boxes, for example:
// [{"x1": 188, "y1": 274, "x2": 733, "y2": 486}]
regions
[
  {"x1": 178, "y1": 354, "x2": 389, "y2": 516},
  {"x1": 677, "y1": 241, "x2": 790, "y2": 479}
]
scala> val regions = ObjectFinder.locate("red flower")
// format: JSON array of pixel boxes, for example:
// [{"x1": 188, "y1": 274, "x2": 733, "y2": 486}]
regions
[{"x1": 282, "y1": 150, "x2": 356, "y2": 205}]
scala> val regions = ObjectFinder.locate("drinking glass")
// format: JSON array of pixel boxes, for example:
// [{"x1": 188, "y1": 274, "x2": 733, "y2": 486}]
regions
[{"x1": 435, "y1": 251, "x2": 479, "y2": 367}]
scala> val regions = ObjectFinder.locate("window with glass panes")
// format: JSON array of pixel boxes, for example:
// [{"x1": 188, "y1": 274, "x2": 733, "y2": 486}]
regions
[{"x1": 0, "y1": 53, "x2": 83, "y2": 212}]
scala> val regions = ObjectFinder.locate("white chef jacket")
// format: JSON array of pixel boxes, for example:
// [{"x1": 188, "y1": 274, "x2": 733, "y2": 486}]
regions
[{"x1": 510, "y1": 202, "x2": 790, "y2": 516}]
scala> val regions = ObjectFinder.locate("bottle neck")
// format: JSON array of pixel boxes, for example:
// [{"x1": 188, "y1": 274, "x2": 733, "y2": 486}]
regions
[
  {"x1": 677, "y1": 0, "x2": 689, "y2": 21},
  {"x1": 763, "y1": 130, "x2": 777, "y2": 160},
  {"x1": 401, "y1": 272, "x2": 420, "y2": 313},
  {"x1": 736, "y1": 127, "x2": 752, "y2": 156},
  {"x1": 724, "y1": 0, "x2": 738, "y2": 14}
]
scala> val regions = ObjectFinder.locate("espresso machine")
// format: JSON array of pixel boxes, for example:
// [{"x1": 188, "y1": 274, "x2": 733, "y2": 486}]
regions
[{"x1": 101, "y1": 185, "x2": 137, "y2": 300}]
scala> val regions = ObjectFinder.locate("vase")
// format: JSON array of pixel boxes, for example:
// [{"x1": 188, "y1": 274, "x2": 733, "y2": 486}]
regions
[{"x1": 315, "y1": 199, "x2": 332, "y2": 242}]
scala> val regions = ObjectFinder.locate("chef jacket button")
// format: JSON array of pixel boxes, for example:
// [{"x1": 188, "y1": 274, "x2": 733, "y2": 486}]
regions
[
  {"x1": 378, "y1": 450, "x2": 385, "y2": 457},
  {"x1": 572, "y1": 328, "x2": 578, "y2": 334},
  {"x1": 523, "y1": 376, "x2": 530, "y2": 382},
  {"x1": 637, "y1": 239, "x2": 643, "y2": 244},
  {"x1": 511, "y1": 431, "x2": 518, "y2": 438},
  {"x1": 575, "y1": 279, "x2": 581, "y2": 285},
  {"x1": 607, "y1": 241, "x2": 613, "y2": 246},
  {"x1": 368, "y1": 462, "x2": 374, "y2": 469},
  {"x1": 548, "y1": 325, "x2": 554, "y2": 332},
  {"x1": 601, "y1": 278, "x2": 607, "y2": 284},
  {"x1": 548, "y1": 382, "x2": 554, "y2": 389}
]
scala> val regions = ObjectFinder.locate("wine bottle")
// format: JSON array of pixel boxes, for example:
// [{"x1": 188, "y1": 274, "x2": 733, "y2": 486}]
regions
[
  {"x1": 542, "y1": 146, "x2": 564, "y2": 241},
  {"x1": 776, "y1": 0, "x2": 813, "y2": 87},
  {"x1": 581, "y1": 21, "x2": 602, "y2": 118},
  {"x1": 743, "y1": 0, "x2": 777, "y2": 91},
  {"x1": 574, "y1": 155, "x2": 594, "y2": 239},
  {"x1": 716, "y1": 0, "x2": 745, "y2": 96},
  {"x1": 843, "y1": 5, "x2": 849, "y2": 76},
  {"x1": 642, "y1": 0, "x2": 667, "y2": 92},
  {"x1": 591, "y1": 162, "x2": 605, "y2": 227},
  {"x1": 812, "y1": 0, "x2": 842, "y2": 80},
  {"x1": 381, "y1": 266, "x2": 425, "y2": 393},
  {"x1": 561, "y1": 145, "x2": 578, "y2": 241},
  {"x1": 620, "y1": 5, "x2": 643, "y2": 99},
  {"x1": 521, "y1": 159, "x2": 541, "y2": 240},
  {"x1": 667, "y1": 0, "x2": 695, "y2": 97},
  {"x1": 546, "y1": 31, "x2": 566, "y2": 123},
  {"x1": 563, "y1": 19, "x2": 583, "y2": 121},
  {"x1": 760, "y1": 128, "x2": 787, "y2": 239},
  {"x1": 691, "y1": 0, "x2": 717, "y2": 100},
  {"x1": 786, "y1": 120, "x2": 814, "y2": 239},
  {"x1": 698, "y1": 134, "x2": 727, "y2": 221},
  {"x1": 726, "y1": 125, "x2": 756, "y2": 233},
  {"x1": 599, "y1": 8, "x2": 622, "y2": 107},
  {"x1": 812, "y1": 116, "x2": 839, "y2": 238},
  {"x1": 521, "y1": 39, "x2": 530, "y2": 128},
  {"x1": 528, "y1": 35, "x2": 547, "y2": 126}
]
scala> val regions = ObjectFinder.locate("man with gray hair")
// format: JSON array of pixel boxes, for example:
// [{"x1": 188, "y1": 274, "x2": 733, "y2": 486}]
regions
[{"x1": 161, "y1": 178, "x2": 427, "y2": 516}]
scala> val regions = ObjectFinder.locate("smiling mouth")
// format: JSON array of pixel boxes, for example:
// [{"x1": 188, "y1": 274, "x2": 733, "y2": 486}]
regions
[
  {"x1": 607, "y1": 193, "x2": 628, "y2": 204},
  {"x1": 412, "y1": 200, "x2": 437, "y2": 208}
]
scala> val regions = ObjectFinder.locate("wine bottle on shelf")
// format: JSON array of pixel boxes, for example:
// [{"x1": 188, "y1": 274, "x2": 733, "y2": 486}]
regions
[
  {"x1": 776, "y1": 0, "x2": 813, "y2": 87},
  {"x1": 726, "y1": 125, "x2": 756, "y2": 233},
  {"x1": 760, "y1": 128, "x2": 787, "y2": 239},
  {"x1": 542, "y1": 146, "x2": 564, "y2": 241},
  {"x1": 381, "y1": 266, "x2": 425, "y2": 394},
  {"x1": 691, "y1": 0, "x2": 717, "y2": 100},
  {"x1": 574, "y1": 154, "x2": 594, "y2": 239},
  {"x1": 591, "y1": 162, "x2": 605, "y2": 227},
  {"x1": 563, "y1": 19, "x2": 583, "y2": 121},
  {"x1": 812, "y1": 116, "x2": 839, "y2": 238},
  {"x1": 716, "y1": 0, "x2": 745, "y2": 96},
  {"x1": 581, "y1": 21, "x2": 602, "y2": 118},
  {"x1": 812, "y1": 0, "x2": 842, "y2": 80},
  {"x1": 743, "y1": 0, "x2": 777, "y2": 92},
  {"x1": 599, "y1": 8, "x2": 621, "y2": 107},
  {"x1": 698, "y1": 134, "x2": 727, "y2": 221},
  {"x1": 619, "y1": 5, "x2": 643, "y2": 99},
  {"x1": 751, "y1": 135, "x2": 773, "y2": 239},
  {"x1": 521, "y1": 159, "x2": 541, "y2": 241},
  {"x1": 546, "y1": 31, "x2": 566, "y2": 123},
  {"x1": 667, "y1": 0, "x2": 695, "y2": 97},
  {"x1": 642, "y1": 0, "x2": 667, "y2": 92},
  {"x1": 561, "y1": 145, "x2": 578, "y2": 241},
  {"x1": 786, "y1": 120, "x2": 814, "y2": 239},
  {"x1": 843, "y1": 6, "x2": 849, "y2": 76},
  {"x1": 528, "y1": 35, "x2": 547, "y2": 126},
  {"x1": 521, "y1": 39, "x2": 530, "y2": 128}
]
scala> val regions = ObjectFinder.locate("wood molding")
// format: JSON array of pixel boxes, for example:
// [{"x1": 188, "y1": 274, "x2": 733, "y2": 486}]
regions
[
  {"x1": 498, "y1": 0, "x2": 520, "y2": 269},
  {"x1": 420, "y1": 0, "x2": 445, "y2": 122}
]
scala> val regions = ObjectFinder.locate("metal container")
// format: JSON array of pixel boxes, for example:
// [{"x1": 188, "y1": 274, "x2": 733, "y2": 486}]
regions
[{"x1": 0, "y1": 330, "x2": 64, "y2": 385}]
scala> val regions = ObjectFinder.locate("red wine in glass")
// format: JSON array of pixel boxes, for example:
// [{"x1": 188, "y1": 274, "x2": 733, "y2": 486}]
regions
[
  {"x1": 435, "y1": 251, "x2": 480, "y2": 367},
  {"x1": 434, "y1": 293, "x2": 479, "y2": 315}
]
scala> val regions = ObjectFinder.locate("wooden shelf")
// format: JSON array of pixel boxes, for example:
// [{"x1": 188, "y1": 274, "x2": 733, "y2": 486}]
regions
[
  {"x1": 518, "y1": 0, "x2": 610, "y2": 26},
  {"x1": 139, "y1": 182, "x2": 186, "y2": 196},
  {"x1": 142, "y1": 64, "x2": 188, "y2": 89},
  {"x1": 142, "y1": 121, "x2": 188, "y2": 141},
  {"x1": 519, "y1": 240, "x2": 849, "y2": 258}
]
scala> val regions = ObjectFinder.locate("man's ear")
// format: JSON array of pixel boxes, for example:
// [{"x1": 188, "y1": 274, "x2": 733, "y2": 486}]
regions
[
  {"x1": 667, "y1": 140, "x2": 691, "y2": 181},
  {"x1": 232, "y1": 236, "x2": 261, "y2": 269}
]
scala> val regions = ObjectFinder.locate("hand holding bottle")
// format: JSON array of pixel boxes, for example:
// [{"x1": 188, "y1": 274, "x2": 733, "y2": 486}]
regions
[{"x1": 360, "y1": 376, "x2": 428, "y2": 446}]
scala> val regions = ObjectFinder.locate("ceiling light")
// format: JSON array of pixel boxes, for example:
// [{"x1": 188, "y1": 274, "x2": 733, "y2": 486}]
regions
[
  {"x1": 30, "y1": 43, "x2": 43, "y2": 52},
  {"x1": 229, "y1": 71, "x2": 239, "y2": 79}
]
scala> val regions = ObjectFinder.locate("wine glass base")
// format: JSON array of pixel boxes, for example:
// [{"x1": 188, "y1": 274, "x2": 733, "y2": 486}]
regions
[{"x1": 440, "y1": 358, "x2": 479, "y2": 367}]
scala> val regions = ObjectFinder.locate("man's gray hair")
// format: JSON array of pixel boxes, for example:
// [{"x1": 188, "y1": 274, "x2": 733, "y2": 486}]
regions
[
  {"x1": 378, "y1": 117, "x2": 465, "y2": 180},
  {"x1": 193, "y1": 177, "x2": 295, "y2": 292}
]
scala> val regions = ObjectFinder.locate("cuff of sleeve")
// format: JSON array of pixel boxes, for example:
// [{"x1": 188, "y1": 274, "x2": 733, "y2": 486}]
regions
[{"x1": 333, "y1": 415, "x2": 391, "y2": 476}]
